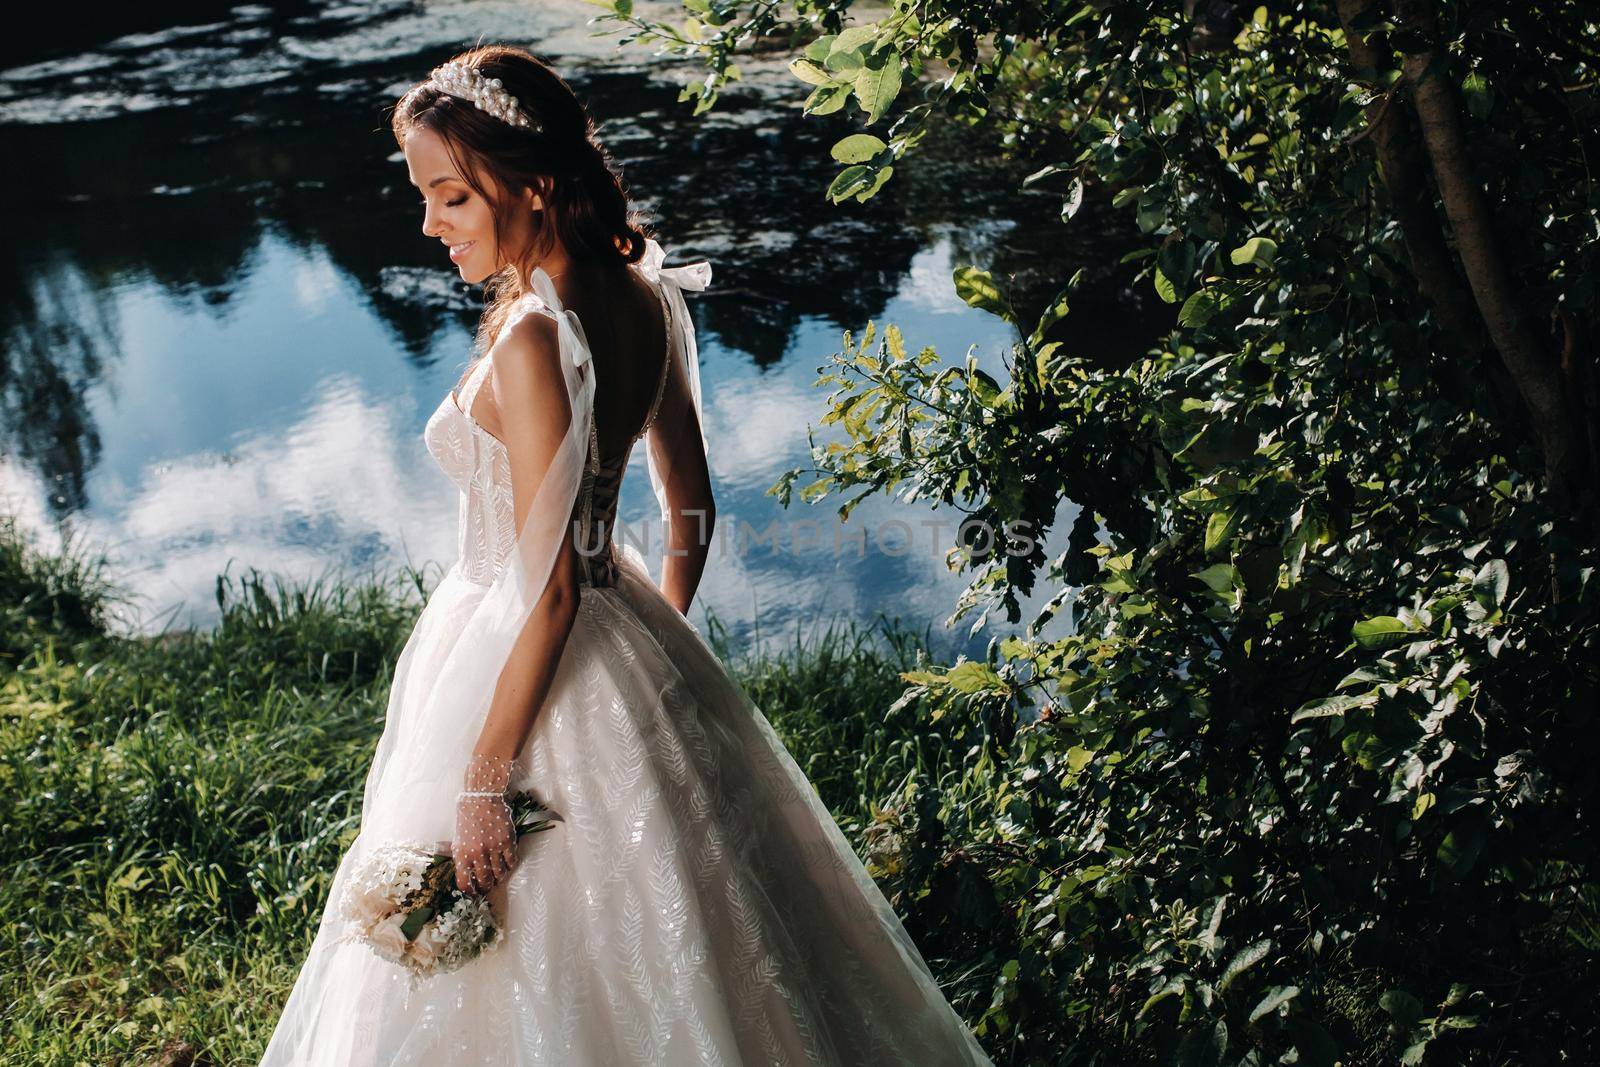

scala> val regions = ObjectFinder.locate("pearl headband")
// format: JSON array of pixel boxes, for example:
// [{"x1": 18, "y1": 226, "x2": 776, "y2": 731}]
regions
[{"x1": 425, "y1": 59, "x2": 541, "y2": 133}]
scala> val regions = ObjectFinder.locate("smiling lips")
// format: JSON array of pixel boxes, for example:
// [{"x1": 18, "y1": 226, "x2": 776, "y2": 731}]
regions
[{"x1": 447, "y1": 240, "x2": 476, "y2": 262}]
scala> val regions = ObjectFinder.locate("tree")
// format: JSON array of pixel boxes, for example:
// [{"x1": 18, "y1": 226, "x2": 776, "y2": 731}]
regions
[{"x1": 596, "y1": 2, "x2": 1599, "y2": 1061}]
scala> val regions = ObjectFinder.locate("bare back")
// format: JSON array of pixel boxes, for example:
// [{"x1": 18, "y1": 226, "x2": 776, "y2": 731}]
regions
[{"x1": 469, "y1": 261, "x2": 670, "y2": 460}]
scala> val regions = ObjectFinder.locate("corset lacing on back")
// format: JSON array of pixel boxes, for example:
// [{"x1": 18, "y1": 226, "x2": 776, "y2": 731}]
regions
[
  {"x1": 572, "y1": 285, "x2": 673, "y2": 588},
  {"x1": 440, "y1": 279, "x2": 674, "y2": 590}
]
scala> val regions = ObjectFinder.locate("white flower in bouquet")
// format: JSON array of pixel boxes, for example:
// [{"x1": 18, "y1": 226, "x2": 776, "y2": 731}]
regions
[
  {"x1": 346, "y1": 885, "x2": 396, "y2": 927},
  {"x1": 366, "y1": 912, "x2": 413, "y2": 966},
  {"x1": 408, "y1": 915, "x2": 452, "y2": 968},
  {"x1": 336, "y1": 791, "x2": 560, "y2": 985}
]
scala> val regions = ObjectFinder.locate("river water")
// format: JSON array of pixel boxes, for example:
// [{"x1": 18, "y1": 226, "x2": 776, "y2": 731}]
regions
[{"x1": 0, "y1": 0, "x2": 1159, "y2": 655}]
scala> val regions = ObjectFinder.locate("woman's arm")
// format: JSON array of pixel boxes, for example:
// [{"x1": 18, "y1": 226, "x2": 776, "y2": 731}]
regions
[
  {"x1": 472, "y1": 311, "x2": 583, "y2": 763},
  {"x1": 645, "y1": 337, "x2": 715, "y2": 616},
  {"x1": 454, "y1": 313, "x2": 582, "y2": 895}
]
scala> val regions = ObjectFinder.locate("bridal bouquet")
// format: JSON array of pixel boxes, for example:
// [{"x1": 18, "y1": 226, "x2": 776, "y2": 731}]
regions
[{"x1": 338, "y1": 791, "x2": 561, "y2": 984}]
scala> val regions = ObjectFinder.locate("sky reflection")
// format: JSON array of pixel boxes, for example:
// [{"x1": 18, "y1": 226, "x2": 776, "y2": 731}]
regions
[{"x1": 0, "y1": 0, "x2": 1158, "y2": 657}]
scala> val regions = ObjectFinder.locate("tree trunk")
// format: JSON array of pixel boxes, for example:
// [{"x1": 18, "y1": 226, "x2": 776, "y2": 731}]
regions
[
  {"x1": 1335, "y1": 0, "x2": 1486, "y2": 362},
  {"x1": 1334, "y1": 0, "x2": 1526, "y2": 436},
  {"x1": 1392, "y1": 0, "x2": 1592, "y2": 494}
]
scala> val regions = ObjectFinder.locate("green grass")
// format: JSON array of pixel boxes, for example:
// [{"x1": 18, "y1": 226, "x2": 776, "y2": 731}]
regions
[{"x1": 0, "y1": 514, "x2": 965, "y2": 1064}]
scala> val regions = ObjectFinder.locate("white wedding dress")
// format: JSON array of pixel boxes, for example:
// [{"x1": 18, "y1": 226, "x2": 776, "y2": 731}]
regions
[{"x1": 259, "y1": 239, "x2": 993, "y2": 1066}]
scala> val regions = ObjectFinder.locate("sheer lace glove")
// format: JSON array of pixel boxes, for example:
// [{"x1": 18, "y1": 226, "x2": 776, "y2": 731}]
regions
[{"x1": 453, "y1": 754, "x2": 518, "y2": 896}]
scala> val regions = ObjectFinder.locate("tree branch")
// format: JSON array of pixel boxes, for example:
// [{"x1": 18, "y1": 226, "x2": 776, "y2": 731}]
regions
[
  {"x1": 1393, "y1": 0, "x2": 1592, "y2": 493},
  {"x1": 1334, "y1": 0, "x2": 1519, "y2": 432}
]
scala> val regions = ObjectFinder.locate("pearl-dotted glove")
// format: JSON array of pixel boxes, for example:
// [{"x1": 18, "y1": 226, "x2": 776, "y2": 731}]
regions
[{"x1": 453, "y1": 753, "x2": 518, "y2": 895}]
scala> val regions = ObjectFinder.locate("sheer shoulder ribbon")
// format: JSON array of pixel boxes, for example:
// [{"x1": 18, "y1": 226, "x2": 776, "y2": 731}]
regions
[
  {"x1": 359, "y1": 274, "x2": 594, "y2": 850},
  {"x1": 634, "y1": 237, "x2": 712, "y2": 528}
]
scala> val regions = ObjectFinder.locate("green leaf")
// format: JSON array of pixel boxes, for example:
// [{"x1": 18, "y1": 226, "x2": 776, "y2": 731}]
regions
[
  {"x1": 1204, "y1": 505, "x2": 1242, "y2": 557},
  {"x1": 1138, "y1": 975, "x2": 1186, "y2": 1019},
  {"x1": 1153, "y1": 265, "x2": 1178, "y2": 304},
  {"x1": 1061, "y1": 177, "x2": 1085, "y2": 222},
  {"x1": 827, "y1": 48, "x2": 867, "y2": 74},
  {"x1": 1229, "y1": 236, "x2": 1278, "y2": 268},
  {"x1": 827, "y1": 165, "x2": 874, "y2": 202},
  {"x1": 854, "y1": 52, "x2": 903, "y2": 125},
  {"x1": 968, "y1": 368, "x2": 1002, "y2": 407},
  {"x1": 1351, "y1": 616, "x2": 1412, "y2": 649},
  {"x1": 1022, "y1": 164, "x2": 1063, "y2": 187},
  {"x1": 1200, "y1": 895, "x2": 1227, "y2": 952},
  {"x1": 831, "y1": 133, "x2": 886, "y2": 163},
  {"x1": 1291, "y1": 692, "x2": 1377, "y2": 723},
  {"x1": 1192, "y1": 563, "x2": 1240, "y2": 594},
  {"x1": 1029, "y1": 287, "x2": 1073, "y2": 348},
  {"x1": 399, "y1": 905, "x2": 434, "y2": 941},
  {"x1": 803, "y1": 35, "x2": 835, "y2": 62},
  {"x1": 853, "y1": 166, "x2": 894, "y2": 202},
  {"x1": 944, "y1": 660, "x2": 1004, "y2": 694},
  {"x1": 829, "y1": 24, "x2": 879, "y2": 56},
  {"x1": 1334, "y1": 667, "x2": 1387, "y2": 689},
  {"x1": 1380, "y1": 989, "x2": 1426, "y2": 1029},
  {"x1": 1219, "y1": 938, "x2": 1271, "y2": 991},
  {"x1": 1437, "y1": 818, "x2": 1486, "y2": 876},
  {"x1": 1287, "y1": 1017, "x2": 1339, "y2": 1067},
  {"x1": 1472, "y1": 558, "x2": 1508, "y2": 609},
  {"x1": 953, "y1": 266, "x2": 1007, "y2": 317},
  {"x1": 1177, "y1": 1019, "x2": 1227, "y2": 1067},
  {"x1": 1178, "y1": 289, "x2": 1221, "y2": 329},
  {"x1": 1462, "y1": 71, "x2": 1492, "y2": 119},
  {"x1": 789, "y1": 59, "x2": 833, "y2": 86},
  {"x1": 1157, "y1": 240, "x2": 1195, "y2": 297},
  {"x1": 1249, "y1": 985, "x2": 1300, "y2": 1022},
  {"x1": 1137, "y1": 198, "x2": 1166, "y2": 233},
  {"x1": 803, "y1": 83, "x2": 851, "y2": 116}
]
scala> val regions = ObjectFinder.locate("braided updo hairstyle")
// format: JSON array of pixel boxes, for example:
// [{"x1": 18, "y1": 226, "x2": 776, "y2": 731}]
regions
[{"x1": 391, "y1": 44, "x2": 653, "y2": 359}]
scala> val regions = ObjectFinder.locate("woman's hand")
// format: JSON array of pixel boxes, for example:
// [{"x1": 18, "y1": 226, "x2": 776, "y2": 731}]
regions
[{"x1": 452, "y1": 753, "x2": 519, "y2": 895}]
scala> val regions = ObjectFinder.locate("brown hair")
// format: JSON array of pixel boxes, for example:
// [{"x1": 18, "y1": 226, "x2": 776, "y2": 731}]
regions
[{"x1": 391, "y1": 45, "x2": 652, "y2": 376}]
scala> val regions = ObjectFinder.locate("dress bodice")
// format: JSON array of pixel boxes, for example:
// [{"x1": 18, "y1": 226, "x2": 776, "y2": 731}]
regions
[{"x1": 423, "y1": 275, "x2": 674, "y2": 589}]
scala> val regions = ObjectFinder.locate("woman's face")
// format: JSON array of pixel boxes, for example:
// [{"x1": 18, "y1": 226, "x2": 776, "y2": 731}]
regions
[{"x1": 403, "y1": 126, "x2": 536, "y2": 285}]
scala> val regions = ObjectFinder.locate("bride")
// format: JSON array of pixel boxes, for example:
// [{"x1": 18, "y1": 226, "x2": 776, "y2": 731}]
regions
[{"x1": 260, "y1": 45, "x2": 992, "y2": 1066}]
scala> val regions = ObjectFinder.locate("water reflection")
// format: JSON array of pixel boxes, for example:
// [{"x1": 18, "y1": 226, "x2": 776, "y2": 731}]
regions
[{"x1": 0, "y1": 0, "x2": 1163, "y2": 655}]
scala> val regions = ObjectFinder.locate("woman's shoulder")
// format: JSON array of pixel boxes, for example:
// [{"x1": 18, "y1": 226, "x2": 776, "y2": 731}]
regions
[
  {"x1": 485, "y1": 291, "x2": 556, "y2": 352},
  {"x1": 507, "y1": 288, "x2": 558, "y2": 325},
  {"x1": 494, "y1": 295, "x2": 561, "y2": 357}
]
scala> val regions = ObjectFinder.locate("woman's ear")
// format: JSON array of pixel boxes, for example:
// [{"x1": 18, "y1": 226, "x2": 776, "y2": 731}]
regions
[{"x1": 525, "y1": 180, "x2": 547, "y2": 213}]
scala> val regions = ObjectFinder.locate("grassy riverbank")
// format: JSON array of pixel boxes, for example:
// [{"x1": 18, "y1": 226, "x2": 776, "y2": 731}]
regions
[{"x1": 0, "y1": 514, "x2": 980, "y2": 1065}]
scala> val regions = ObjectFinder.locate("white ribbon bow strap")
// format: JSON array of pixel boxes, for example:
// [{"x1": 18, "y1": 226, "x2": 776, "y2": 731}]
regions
[
  {"x1": 525, "y1": 268, "x2": 592, "y2": 370},
  {"x1": 636, "y1": 238, "x2": 712, "y2": 453},
  {"x1": 630, "y1": 237, "x2": 713, "y2": 531}
]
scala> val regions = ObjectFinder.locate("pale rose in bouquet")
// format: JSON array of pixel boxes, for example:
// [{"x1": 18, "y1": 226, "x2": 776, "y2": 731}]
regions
[{"x1": 338, "y1": 791, "x2": 561, "y2": 985}]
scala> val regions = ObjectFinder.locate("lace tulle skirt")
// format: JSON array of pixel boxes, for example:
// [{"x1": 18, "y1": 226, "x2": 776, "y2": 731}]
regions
[{"x1": 259, "y1": 545, "x2": 992, "y2": 1066}]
